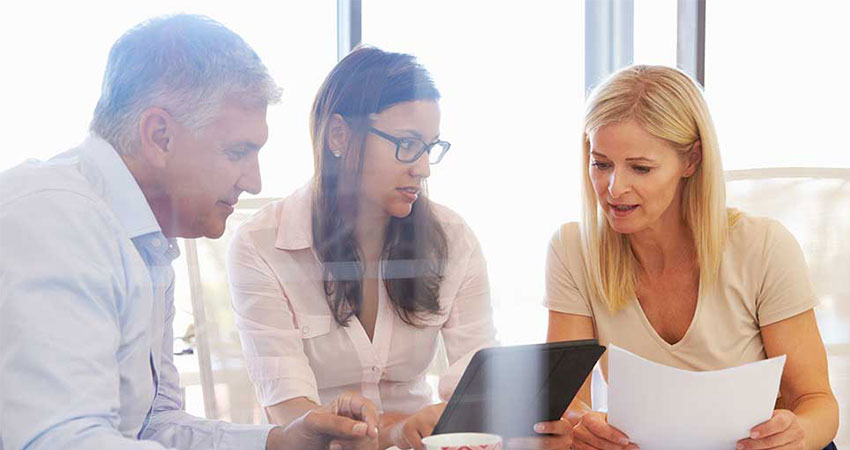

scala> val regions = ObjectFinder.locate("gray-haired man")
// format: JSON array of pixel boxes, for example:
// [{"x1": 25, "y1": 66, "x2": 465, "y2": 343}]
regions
[{"x1": 0, "y1": 14, "x2": 377, "y2": 450}]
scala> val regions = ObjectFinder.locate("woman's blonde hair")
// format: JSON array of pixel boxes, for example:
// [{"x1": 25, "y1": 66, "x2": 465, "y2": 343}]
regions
[{"x1": 580, "y1": 65, "x2": 737, "y2": 312}]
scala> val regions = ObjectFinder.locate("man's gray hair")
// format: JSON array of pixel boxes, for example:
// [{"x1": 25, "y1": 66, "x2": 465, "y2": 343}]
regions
[{"x1": 90, "y1": 14, "x2": 281, "y2": 155}]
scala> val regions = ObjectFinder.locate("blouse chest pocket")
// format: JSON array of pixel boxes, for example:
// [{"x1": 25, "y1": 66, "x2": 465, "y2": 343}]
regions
[{"x1": 298, "y1": 314, "x2": 332, "y2": 339}]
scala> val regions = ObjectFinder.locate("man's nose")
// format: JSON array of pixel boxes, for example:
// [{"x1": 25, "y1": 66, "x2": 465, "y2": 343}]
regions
[{"x1": 238, "y1": 154, "x2": 262, "y2": 195}]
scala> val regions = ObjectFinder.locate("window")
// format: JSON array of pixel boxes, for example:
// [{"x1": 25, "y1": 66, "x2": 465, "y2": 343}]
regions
[
  {"x1": 633, "y1": 0, "x2": 677, "y2": 67},
  {"x1": 705, "y1": 0, "x2": 850, "y2": 170},
  {"x1": 363, "y1": 0, "x2": 585, "y2": 345},
  {"x1": 0, "y1": 1, "x2": 337, "y2": 199}
]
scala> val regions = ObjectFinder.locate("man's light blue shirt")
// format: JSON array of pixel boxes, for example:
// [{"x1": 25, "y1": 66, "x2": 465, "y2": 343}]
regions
[{"x1": 0, "y1": 136, "x2": 274, "y2": 449}]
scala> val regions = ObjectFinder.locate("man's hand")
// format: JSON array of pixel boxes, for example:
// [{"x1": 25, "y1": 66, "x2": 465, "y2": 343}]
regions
[{"x1": 267, "y1": 392, "x2": 379, "y2": 450}]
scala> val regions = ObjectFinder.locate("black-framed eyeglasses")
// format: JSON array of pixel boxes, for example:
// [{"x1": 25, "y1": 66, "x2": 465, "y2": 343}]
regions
[{"x1": 368, "y1": 127, "x2": 451, "y2": 164}]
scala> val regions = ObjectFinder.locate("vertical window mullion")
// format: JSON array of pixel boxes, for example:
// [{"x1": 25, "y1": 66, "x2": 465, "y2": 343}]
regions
[
  {"x1": 585, "y1": 0, "x2": 634, "y2": 95},
  {"x1": 337, "y1": 0, "x2": 362, "y2": 60},
  {"x1": 676, "y1": 0, "x2": 706, "y2": 86}
]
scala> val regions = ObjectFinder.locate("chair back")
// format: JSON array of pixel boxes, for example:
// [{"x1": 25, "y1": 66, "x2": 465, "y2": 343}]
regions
[
  {"x1": 725, "y1": 167, "x2": 850, "y2": 447},
  {"x1": 184, "y1": 197, "x2": 280, "y2": 423}
]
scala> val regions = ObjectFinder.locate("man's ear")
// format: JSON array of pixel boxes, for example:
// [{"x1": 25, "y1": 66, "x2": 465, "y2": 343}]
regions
[
  {"x1": 683, "y1": 140, "x2": 702, "y2": 178},
  {"x1": 138, "y1": 107, "x2": 174, "y2": 168},
  {"x1": 326, "y1": 113, "x2": 350, "y2": 158}
]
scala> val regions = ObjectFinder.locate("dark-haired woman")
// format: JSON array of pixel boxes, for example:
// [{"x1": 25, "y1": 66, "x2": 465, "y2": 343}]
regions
[{"x1": 227, "y1": 47, "x2": 498, "y2": 450}]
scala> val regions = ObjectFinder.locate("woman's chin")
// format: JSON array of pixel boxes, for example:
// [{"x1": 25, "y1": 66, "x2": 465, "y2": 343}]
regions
[
  {"x1": 605, "y1": 217, "x2": 641, "y2": 235},
  {"x1": 388, "y1": 203, "x2": 414, "y2": 219}
]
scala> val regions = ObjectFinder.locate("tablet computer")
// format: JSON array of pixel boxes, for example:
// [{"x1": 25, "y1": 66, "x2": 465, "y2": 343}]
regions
[{"x1": 432, "y1": 339, "x2": 605, "y2": 438}]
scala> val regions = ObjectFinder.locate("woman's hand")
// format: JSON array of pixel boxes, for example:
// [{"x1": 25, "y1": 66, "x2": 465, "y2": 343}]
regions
[
  {"x1": 505, "y1": 418, "x2": 573, "y2": 449},
  {"x1": 571, "y1": 411, "x2": 637, "y2": 450},
  {"x1": 736, "y1": 410, "x2": 805, "y2": 450},
  {"x1": 387, "y1": 403, "x2": 446, "y2": 450}
]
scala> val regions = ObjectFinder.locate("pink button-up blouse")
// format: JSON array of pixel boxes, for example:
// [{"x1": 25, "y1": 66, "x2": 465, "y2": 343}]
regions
[{"x1": 226, "y1": 183, "x2": 497, "y2": 414}]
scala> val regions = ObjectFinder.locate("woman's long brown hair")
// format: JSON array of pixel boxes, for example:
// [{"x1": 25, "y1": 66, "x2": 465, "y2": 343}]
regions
[{"x1": 310, "y1": 46, "x2": 447, "y2": 327}]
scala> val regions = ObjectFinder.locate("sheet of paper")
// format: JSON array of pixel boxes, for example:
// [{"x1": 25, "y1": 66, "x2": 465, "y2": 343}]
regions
[{"x1": 607, "y1": 345, "x2": 785, "y2": 450}]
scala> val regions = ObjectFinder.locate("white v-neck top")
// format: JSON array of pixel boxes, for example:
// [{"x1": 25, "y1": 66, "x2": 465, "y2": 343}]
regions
[
  {"x1": 543, "y1": 215, "x2": 819, "y2": 382},
  {"x1": 227, "y1": 183, "x2": 497, "y2": 414}
]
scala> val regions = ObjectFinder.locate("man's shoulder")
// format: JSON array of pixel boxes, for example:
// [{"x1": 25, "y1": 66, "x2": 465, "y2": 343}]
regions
[
  {"x1": 0, "y1": 154, "x2": 118, "y2": 241},
  {"x1": 0, "y1": 151, "x2": 102, "y2": 209}
]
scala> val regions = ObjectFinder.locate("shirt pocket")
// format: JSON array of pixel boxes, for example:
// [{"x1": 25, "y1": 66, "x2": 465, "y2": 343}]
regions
[{"x1": 297, "y1": 313, "x2": 332, "y2": 339}]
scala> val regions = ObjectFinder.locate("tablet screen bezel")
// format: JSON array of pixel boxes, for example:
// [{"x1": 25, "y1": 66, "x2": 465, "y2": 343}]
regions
[{"x1": 433, "y1": 339, "x2": 605, "y2": 438}]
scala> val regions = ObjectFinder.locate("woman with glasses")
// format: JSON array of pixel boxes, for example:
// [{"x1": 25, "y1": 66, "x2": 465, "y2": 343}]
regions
[
  {"x1": 544, "y1": 65, "x2": 838, "y2": 450},
  {"x1": 227, "y1": 46, "x2": 497, "y2": 450}
]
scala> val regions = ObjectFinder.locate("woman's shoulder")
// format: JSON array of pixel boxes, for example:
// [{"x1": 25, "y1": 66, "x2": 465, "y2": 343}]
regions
[
  {"x1": 549, "y1": 221, "x2": 583, "y2": 252},
  {"x1": 727, "y1": 211, "x2": 796, "y2": 250},
  {"x1": 427, "y1": 200, "x2": 490, "y2": 260},
  {"x1": 429, "y1": 199, "x2": 474, "y2": 234},
  {"x1": 725, "y1": 211, "x2": 806, "y2": 271},
  {"x1": 729, "y1": 210, "x2": 778, "y2": 232},
  {"x1": 428, "y1": 199, "x2": 466, "y2": 226},
  {"x1": 232, "y1": 184, "x2": 311, "y2": 244},
  {"x1": 545, "y1": 222, "x2": 586, "y2": 281},
  {"x1": 232, "y1": 198, "x2": 285, "y2": 238}
]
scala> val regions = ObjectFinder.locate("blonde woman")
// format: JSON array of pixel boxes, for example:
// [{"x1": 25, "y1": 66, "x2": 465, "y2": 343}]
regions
[{"x1": 543, "y1": 66, "x2": 838, "y2": 450}]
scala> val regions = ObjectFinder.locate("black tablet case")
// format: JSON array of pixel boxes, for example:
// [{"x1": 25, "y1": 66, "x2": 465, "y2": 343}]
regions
[{"x1": 433, "y1": 339, "x2": 605, "y2": 438}]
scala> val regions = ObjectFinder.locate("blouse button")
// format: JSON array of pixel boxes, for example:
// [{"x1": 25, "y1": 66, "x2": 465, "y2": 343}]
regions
[
  {"x1": 302, "y1": 326, "x2": 310, "y2": 335},
  {"x1": 371, "y1": 366, "x2": 379, "y2": 373}
]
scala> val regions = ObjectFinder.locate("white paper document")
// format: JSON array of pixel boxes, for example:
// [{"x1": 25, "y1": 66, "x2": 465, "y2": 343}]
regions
[{"x1": 607, "y1": 345, "x2": 785, "y2": 450}]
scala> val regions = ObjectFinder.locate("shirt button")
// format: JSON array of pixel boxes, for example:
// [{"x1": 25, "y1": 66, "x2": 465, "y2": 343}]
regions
[
  {"x1": 151, "y1": 238, "x2": 162, "y2": 248},
  {"x1": 302, "y1": 326, "x2": 310, "y2": 335},
  {"x1": 371, "y1": 366, "x2": 379, "y2": 373}
]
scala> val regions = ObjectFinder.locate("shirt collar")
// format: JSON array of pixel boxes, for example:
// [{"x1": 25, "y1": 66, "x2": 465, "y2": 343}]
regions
[
  {"x1": 133, "y1": 233, "x2": 181, "y2": 266},
  {"x1": 82, "y1": 134, "x2": 161, "y2": 239},
  {"x1": 275, "y1": 181, "x2": 315, "y2": 250}
]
